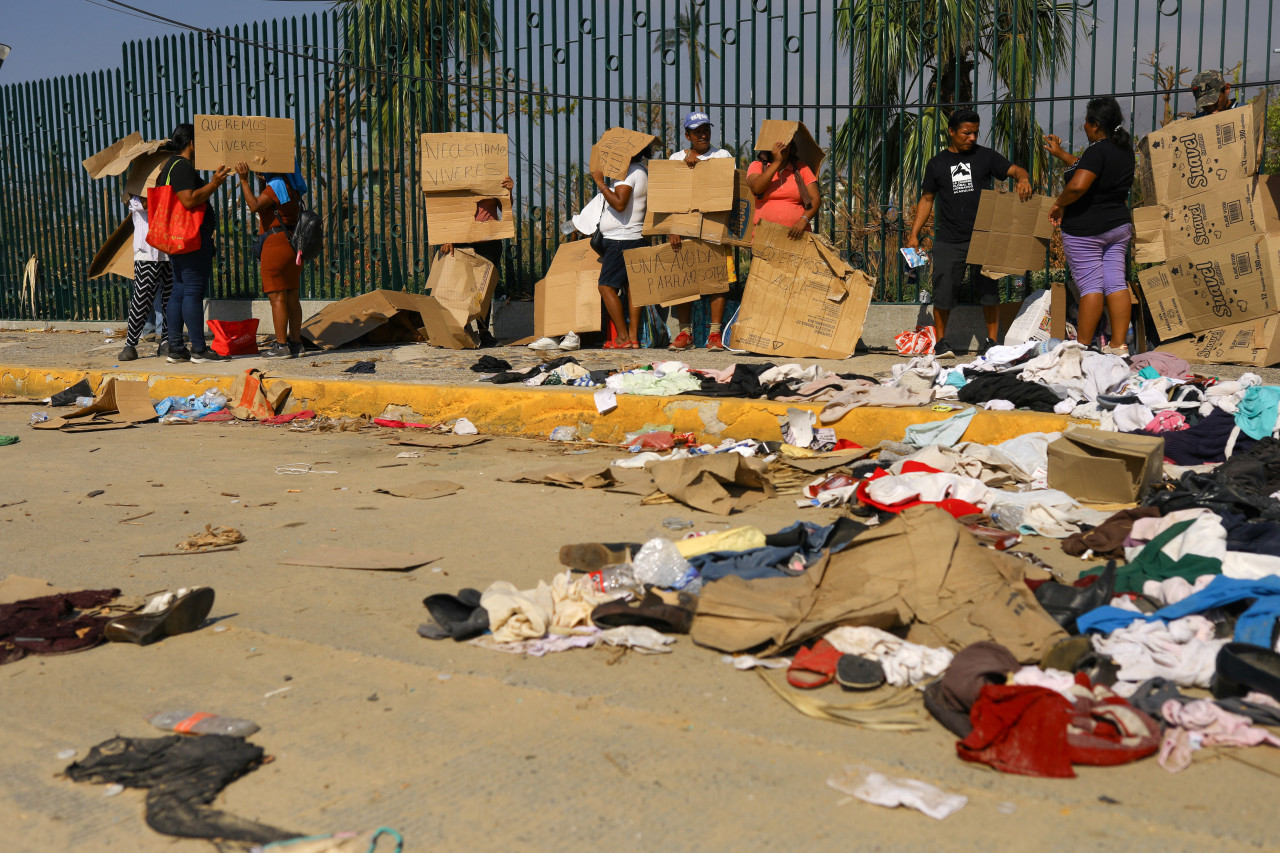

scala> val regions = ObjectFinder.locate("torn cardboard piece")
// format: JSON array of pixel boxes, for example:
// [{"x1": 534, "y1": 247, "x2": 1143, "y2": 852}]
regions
[
  {"x1": 648, "y1": 158, "x2": 736, "y2": 213},
  {"x1": 648, "y1": 454, "x2": 775, "y2": 516},
  {"x1": 420, "y1": 248, "x2": 497, "y2": 349},
  {"x1": 965, "y1": 190, "x2": 1056, "y2": 276},
  {"x1": 88, "y1": 218, "x2": 136, "y2": 280},
  {"x1": 194, "y1": 114, "x2": 296, "y2": 173},
  {"x1": 589, "y1": 127, "x2": 659, "y2": 180},
  {"x1": 82, "y1": 132, "x2": 171, "y2": 202},
  {"x1": 1160, "y1": 314, "x2": 1280, "y2": 367},
  {"x1": 1138, "y1": 95, "x2": 1267, "y2": 205},
  {"x1": 374, "y1": 481, "x2": 463, "y2": 500},
  {"x1": 503, "y1": 467, "x2": 617, "y2": 490},
  {"x1": 534, "y1": 240, "x2": 604, "y2": 338},
  {"x1": 279, "y1": 546, "x2": 440, "y2": 571},
  {"x1": 1132, "y1": 205, "x2": 1168, "y2": 264},
  {"x1": 390, "y1": 435, "x2": 489, "y2": 448},
  {"x1": 1047, "y1": 427, "x2": 1164, "y2": 504},
  {"x1": 623, "y1": 239, "x2": 729, "y2": 307},
  {"x1": 419, "y1": 132, "x2": 508, "y2": 195},
  {"x1": 301, "y1": 289, "x2": 445, "y2": 349},
  {"x1": 1138, "y1": 234, "x2": 1280, "y2": 337},
  {"x1": 732, "y1": 222, "x2": 873, "y2": 358},
  {"x1": 424, "y1": 191, "x2": 515, "y2": 245},
  {"x1": 229, "y1": 368, "x2": 291, "y2": 421},
  {"x1": 32, "y1": 379, "x2": 157, "y2": 431},
  {"x1": 754, "y1": 120, "x2": 825, "y2": 176}
]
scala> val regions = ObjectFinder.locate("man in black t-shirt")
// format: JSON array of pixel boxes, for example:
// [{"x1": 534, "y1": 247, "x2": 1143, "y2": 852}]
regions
[{"x1": 906, "y1": 109, "x2": 1032, "y2": 358}]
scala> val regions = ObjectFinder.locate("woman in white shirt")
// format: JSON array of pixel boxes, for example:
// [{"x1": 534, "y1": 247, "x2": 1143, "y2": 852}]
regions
[
  {"x1": 591, "y1": 145, "x2": 652, "y2": 349},
  {"x1": 118, "y1": 182, "x2": 173, "y2": 361}
]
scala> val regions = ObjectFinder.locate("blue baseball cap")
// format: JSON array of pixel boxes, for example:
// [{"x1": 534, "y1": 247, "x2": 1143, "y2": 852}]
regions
[{"x1": 683, "y1": 111, "x2": 712, "y2": 130}]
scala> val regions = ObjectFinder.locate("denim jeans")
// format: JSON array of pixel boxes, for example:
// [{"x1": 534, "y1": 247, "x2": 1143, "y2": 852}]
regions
[{"x1": 168, "y1": 240, "x2": 213, "y2": 352}]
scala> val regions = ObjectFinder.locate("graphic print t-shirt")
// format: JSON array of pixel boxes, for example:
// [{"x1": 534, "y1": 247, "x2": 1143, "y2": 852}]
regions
[{"x1": 921, "y1": 146, "x2": 1014, "y2": 243}]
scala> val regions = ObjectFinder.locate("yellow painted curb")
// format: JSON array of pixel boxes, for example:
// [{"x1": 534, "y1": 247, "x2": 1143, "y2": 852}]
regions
[{"x1": 0, "y1": 363, "x2": 1081, "y2": 445}]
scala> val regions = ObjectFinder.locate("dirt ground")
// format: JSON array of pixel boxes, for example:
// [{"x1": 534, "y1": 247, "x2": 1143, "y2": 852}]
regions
[{"x1": 1, "y1": 405, "x2": 1279, "y2": 852}]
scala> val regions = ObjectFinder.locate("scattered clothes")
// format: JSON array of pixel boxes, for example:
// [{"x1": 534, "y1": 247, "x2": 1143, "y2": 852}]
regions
[
  {"x1": 1129, "y1": 677, "x2": 1280, "y2": 727},
  {"x1": 420, "y1": 589, "x2": 489, "y2": 640},
  {"x1": 1160, "y1": 408, "x2": 1257, "y2": 466},
  {"x1": 1144, "y1": 410, "x2": 1188, "y2": 434},
  {"x1": 824, "y1": 626, "x2": 953, "y2": 687},
  {"x1": 648, "y1": 454, "x2": 774, "y2": 516},
  {"x1": 259, "y1": 410, "x2": 316, "y2": 425},
  {"x1": 686, "y1": 518, "x2": 864, "y2": 582},
  {"x1": 1076, "y1": 575, "x2": 1280, "y2": 649},
  {"x1": 1128, "y1": 351, "x2": 1191, "y2": 379},
  {"x1": 342, "y1": 360, "x2": 376, "y2": 374},
  {"x1": 65, "y1": 735, "x2": 296, "y2": 843},
  {"x1": 48, "y1": 377, "x2": 94, "y2": 407},
  {"x1": 0, "y1": 589, "x2": 120, "y2": 665},
  {"x1": 1158, "y1": 699, "x2": 1280, "y2": 772},
  {"x1": 1091, "y1": 615, "x2": 1226, "y2": 695},
  {"x1": 1236, "y1": 385, "x2": 1280, "y2": 441},
  {"x1": 922, "y1": 642, "x2": 1020, "y2": 737},
  {"x1": 470, "y1": 355, "x2": 512, "y2": 373},
  {"x1": 690, "y1": 363, "x2": 777, "y2": 398},
  {"x1": 827, "y1": 765, "x2": 967, "y2": 821},
  {"x1": 1098, "y1": 518, "x2": 1222, "y2": 593},
  {"x1": 1017, "y1": 342, "x2": 1130, "y2": 404},
  {"x1": 1063, "y1": 506, "x2": 1162, "y2": 559},
  {"x1": 958, "y1": 372, "x2": 1062, "y2": 412},
  {"x1": 0, "y1": 435, "x2": 17, "y2": 446},
  {"x1": 903, "y1": 407, "x2": 975, "y2": 448}
]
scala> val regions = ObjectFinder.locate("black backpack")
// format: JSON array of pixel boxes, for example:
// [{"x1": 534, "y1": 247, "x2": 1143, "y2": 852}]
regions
[{"x1": 273, "y1": 177, "x2": 324, "y2": 263}]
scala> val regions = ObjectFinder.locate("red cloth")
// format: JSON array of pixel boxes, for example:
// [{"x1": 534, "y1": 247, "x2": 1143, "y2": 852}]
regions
[
  {"x1": 854, "y1": 463, "x2": 985, "y2": 520},
  {"x1": 372, "y1": 418, "x2": 435, "y2": 429},
  {"x1": 259, "y1": 410, "x2": 315, "y2": 425},
  {"x1": 833, "y1": 438, "x2": 863, "y2": 451},
  {"x1": 198, "y1": 410, "x2": 234, "y2": 422}
]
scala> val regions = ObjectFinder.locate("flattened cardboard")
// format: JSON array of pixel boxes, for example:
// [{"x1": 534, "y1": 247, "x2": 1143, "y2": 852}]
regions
[
  {"x1": 419, "y1": 132, "x2": 508, "y2": 195},
  {"x1": 1137, "y1": 95, "x2": 1267, "y2": 205},
  {"x1": 1136, "y1": 263, "x2": 1190, "y2": 338},
  {"x1": 534, "y1": 241, "x2": 603, "y2": 338},
  {"x1": 32, "y1": 379, "x2": 156, "y2": 431},
  {"x1": 1047, "y1": 427, "x2": 1165, "y2": 503},
  {"x1": 280, "y1": 546, "x2": 440, "y2": 571},
  {"x1": 374, "y1": 480, "x2": 463, "y2": 500},
  {"x1": 1132, "y1": 205, "x2": 1168, "y2": 264},
  {"x1": 623, "y1": 239, "x2": 729, "y2": 307},
  {"x1": 391, "y1": 435, "x2": 489, "y2": 448},
  {"x1": 754, "y1": 120, "x2": 825, "y2": 176},
  {"x1": 648, "y1": 454, "x2": 775, "y2": 516},
  {"x1": 732, "y1": 222, "x2": 872, "y2": 358},
  {"x1": 418, "y1": 295, "x2": 477, "y2": 349},
  {"x1": 1139, "y1": 235, "x2": 1280, "y2": 336},
  {"x1": 423, "y1": 191, "x2": 515, "y2": 245},
  {"x1": 643, "y1": 168, "x2": 758, "y2": 247},
  {"x1": 503, "y1": 467, "x2": 617, "y2": 490},
  {"x1": 194, "y1": 114, "x2": 296, "y2": 173},
  {"x1": 301, "y1": 289, "x2": 444, "y2": 349},
  {"x1": 647, "y1": 158, "x2": 736, "y2": 214},
  {"x1": 88, "y1": 218, "x2": 136, "y2": 280},
  {"x1": 588, "y1": 127, "x2": 658, "y2": 180},
  {"x1": 965, "y1": 191, "x2": 1056, "y2": 275},
  {"x1": 1161, "y1": 314, "x2": 1280, "y2": 367},
  {"x1": 1160, "y1": 176, "x2": 1280, "y2": 257},
  {"x1": 420, "y1": 247, "x2": 497, "y2": 348}
]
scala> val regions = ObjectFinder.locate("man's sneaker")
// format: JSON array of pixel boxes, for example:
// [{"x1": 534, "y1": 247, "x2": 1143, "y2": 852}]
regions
[
  {"x1": 262, "y1": 342, "x2": 291, "y2": 358},
  {"x1": 166, "y1": 348, "x2": 191, "y2": 364},
  {"x1": 528, "y1": 336, "x2": 561, "y2": 351},
  {"x1": 706, "y1": 331, "x2": 726, "y2": 352},
  {"x1": 558, "y1": 331, "x2": 581, "y2": 351},
  {"x1": 157, "y1": 341, "x2": 169, "y2": 359},
  {"x1": 189, "y1": 348, "x2": 229, "y2": 363},
  {"x1": 118, "y1": 345, "x2": 138, "y2": 361},
  {"x1": 1103, "y1": 344, "x2": 1130, "y2": 358},
  {"x1": 669, "y1": 330, "x2": 694, "y2": 351},
  {"x1": 934, "y1": 338, "x2": 956, "y2": 359},
  {"x1": 977, "y1": 337, "x2": 997, "y2": 356},
  {"x1": 289, "y1": 341, "x2": 305, "y2": 359}
]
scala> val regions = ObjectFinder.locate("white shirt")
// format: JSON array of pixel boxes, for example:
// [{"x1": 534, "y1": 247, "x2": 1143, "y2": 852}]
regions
[
  {"x1": 668, "y1": 147, "x2": 734, "y2": 162},
  {"x1": 598, "y1": 162, "x2": 648, "y2": 241},
  {"x1": 129, "y1": 195, "x2": 167, "y2": 263}
]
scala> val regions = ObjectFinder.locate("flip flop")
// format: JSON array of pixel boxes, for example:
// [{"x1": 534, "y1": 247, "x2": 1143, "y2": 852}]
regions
[
  {"x1": 590, "y1": 591, "x2": 693, "y2": 634},
  {"x1": 787, "y1": 638, "x2": 842, "y2": 689},
  {"x1": 422, "y1": 589, "x2": 489, "y2": 640},
  {"x1": 105, "y1": 587, "x2": 216, "y2": 646},
  {"x1": 602, "y1": 340, "x2": 631, "y2": 350},
  {"x1": 835, "y1": 654, "x2": 886, "y2": 691}
]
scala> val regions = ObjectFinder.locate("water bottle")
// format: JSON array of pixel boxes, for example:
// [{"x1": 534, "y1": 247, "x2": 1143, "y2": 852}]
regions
[
  {"x1": 990, "y1": 505, "x2": 1026, "y2": 533},
  {"x1": 29, "y1": 412, "x2": 48, "y2": 424},
  {"x1": 147, "y1": 711, "x2": 260, "y2": 737},
  {"x1": 631, "y1": 538, "x2": 694, "y2": 589},
  {"x1": 584, "y1": 565, "x2": 641, "y2": 596},
  {"x1": 74, "y1": 396, "x2": 95, "y2": 407}
]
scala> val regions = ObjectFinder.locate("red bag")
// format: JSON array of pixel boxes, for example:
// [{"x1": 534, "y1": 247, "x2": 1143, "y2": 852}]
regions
[
  {"x1": 894, "y1": 325, "x2": 938, "y2": 356},
  {"x1": 146, "y1": 159, "x2": 205, "y2": 255},
  {"x1": 208, "y1": 318, "x2": 260, "y2": 356}
]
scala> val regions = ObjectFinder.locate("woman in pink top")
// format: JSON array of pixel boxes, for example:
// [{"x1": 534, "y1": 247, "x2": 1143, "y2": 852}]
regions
[{"x1": 745, "y1": 140, "x2": 820, "y2": 239}]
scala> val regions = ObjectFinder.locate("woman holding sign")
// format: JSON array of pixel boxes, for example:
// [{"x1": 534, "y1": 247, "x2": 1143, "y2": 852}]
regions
[
  {"x1": 745, "y1": 138, "x2": 820, "y2": 239},
  {"x1": 234, "y1": 162, "x2": 309, "y2": 358},
  {"x1": 592, "y1": 146, "x2": 652, "y2": 349}
]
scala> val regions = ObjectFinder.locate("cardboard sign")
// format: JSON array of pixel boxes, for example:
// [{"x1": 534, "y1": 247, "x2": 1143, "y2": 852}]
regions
[
  {"x1": 194, "y1": 114, "x2": 296, "y2": 173},
  {"x1": 965, "y1": 190, "x2": 1055, "y2": 275},
  {"x1": 534, "y1": 241, "x2": 603, "y2": 337},
  {"x1": 1139, "y1": 234, "x2": 1280, "y2": 337},
  {"x1": 88, "y1": 218, "x2": 135, "y2": 280},
  {"x1": 622, "y1": 239, "x2": 729, "y2": 307},
  {"x1": 1047, "y1": 428, "x2": 1165, "y2": 503},
  {"x1": 754, "y1": 120, "x2": 825, "y2": 176},
  {"x1": 732, "y1": 222, "x2": 872, "y2": 358},
  {"x1": 419, "y1": 132, "x2": 509, "y2": 195},
  {"x1": 1137, "y1": 95, "x2": 1266, "y2": 205},
  {"x1": 419, "y1": 248, "x2": 497, "y2": 349},
  {"x1": 647, "y1": 158, "x2": 736, "y2": 213},
  {"x1": 644, "y1": 169, "x2": 757, "y2": 246},
  {"x1": 1161, "y1": 314, "x2": 1280, "y2": 367},
  {"x1": 588, "y1": 127, "x2": 658, "y2": 180},
  {"x1": 424, "y1": 192, "x2": 515, "y2": 245}
]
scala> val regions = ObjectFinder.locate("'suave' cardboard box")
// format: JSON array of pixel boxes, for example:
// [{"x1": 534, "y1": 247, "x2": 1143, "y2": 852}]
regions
[
  {"x1": 1138, "y1": 233, "x2": 1280, "y2": 338},
  {"x1": 1160, "y1": 314, "x2": 1280, "y2": 368},
  {"x1": 1131, "y1": 176, "x2": 1280, "y2": 263},
  {"x1": 1137, "y1": 95, "x2": 1266, "y2": 206}
]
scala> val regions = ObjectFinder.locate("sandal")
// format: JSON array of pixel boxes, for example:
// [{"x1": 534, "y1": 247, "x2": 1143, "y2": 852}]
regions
[
  {"x1": 626, "y1": 341, "x2": 642, "y2": 349},
  {"x1": 787, "y1": 638, "x2": 842, "y2": 689},
  {"x1": 836, "y1": 654, "x2": 886, "y2": 691},
  {"x1": 602, "y1": 339, "x2": 632, "y2": 350},
  {"x1": 105, "y1": 587, "x2": 216, "y2": 646}
]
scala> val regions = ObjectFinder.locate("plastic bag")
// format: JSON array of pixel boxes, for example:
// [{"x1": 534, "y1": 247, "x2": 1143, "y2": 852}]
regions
[{"x1": 894, "y1": 325, "x2": 937, "y2": 356}]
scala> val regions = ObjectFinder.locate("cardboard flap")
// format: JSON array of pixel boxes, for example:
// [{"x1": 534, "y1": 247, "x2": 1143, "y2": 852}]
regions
[
  {"x1": 1132, "y1": 205, "x2": 1169, "y2": 264},
  {"x1": 647, "y1": 159, "x2": 736, "y2": 213},
  {"x1": 88, "y1": 218, "x2": 136, "y2": 280},
  {"x1": 34, "y1": 379, "x2": 156, "y2": 430},
  {"x1": 966, "y1": 190, "x2": 1055, "y2": 272},
  {"x1": 623, "y1": 239, "x2": 729, "y2": 307},
  {"x1": 423, "y1": 191, "x2": 515, "y2": 245},
  {"x1": 419, "y1": 132, "x2": 509, "y2": 195},
  {"x1": 301, "y1": 289, "x2": 444, "y2": 349},
  {"x1": 426, "y1": 247, "x2": 496, "y2": 323},
  {"x1": 1139, "y1": 94, "x2": 1267, "y2": 204},
  {"x1": 419, "y1": 296, "x2": 478, "y2": 349},
  {"x1": 1047, "y1": 427, "x2": 1164, "y2": 503},
  {"x1": 82, "y1": 132, "x2": 155, "y2": 178},
  {"x1": 194, "y1": 115, "x2": 296, "y2": 173},
  {"x1": 589, "y1": 127, "x2": 658, "y2": 180},
  {"x1": 533, "y1": 241, "x2": 604, "y2": 338},
  {"x1": 1162, "y1": 314, "x2": 1280, "y2": 367},
  {"x1": 754, "y1": 120, "x2": 825, "y2": 175},
  {"x1": 124, "y1": 150, "x2": 171, "y2": 200}
]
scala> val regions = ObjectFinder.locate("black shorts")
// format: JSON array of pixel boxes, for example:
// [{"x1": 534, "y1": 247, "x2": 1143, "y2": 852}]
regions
[
  {"x1": 598, "y1": 237, "x2": 648, "y2": 291},
  {"x1": 931, "y1": 239, "x2": 997, "y2": 310}
]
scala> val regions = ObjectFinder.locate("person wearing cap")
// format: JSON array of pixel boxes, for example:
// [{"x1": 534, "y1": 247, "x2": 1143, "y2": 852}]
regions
[
  {"x1": 1191, "y1": 69, "x2": 1236, "y2": 117},
  {"x1": 668, "y1": 111, "x2": 734, "y2": 352}
]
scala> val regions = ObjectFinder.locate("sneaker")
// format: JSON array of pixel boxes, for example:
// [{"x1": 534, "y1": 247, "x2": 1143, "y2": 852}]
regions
[
  {"x1": 118, "y1": 345, "x2": 138, "y2": 361},
  {"x1": 289, "y1": 341, "x2": 304, "y2": 359},
  {"x1": 934, "y1": 339, "x2": 956, "y2": 359},
  {"x1": 166, "y1": 348, "x2": 191, "y2": 364},
  {"x1": 558, "y1": 331, "x2": 581, "y2": 351},
  {"x1": 977, "y1": 337, "x2": 997, "y2": 356},
  {"x1": 1103, "y1": 344, "x2": 1130, "y2": 358},
  {"x1": 262, "y1": 342, "x2": 291, "y2": 358},
  {"x1": 156, "y1": 342, "x2": 168, "y2": 359},
  {"x1": 189, "y1": 348, "x2": 229, "y2": 363},
  {"x1": 669, "y1": 330, "x2": 694, "y2": 351},
  {"x1": 528, "y1": 336, "x2": 561, "y2": 351},
  {"x1": 706, "y1": 331, "x2": 726, "y2": 352}
]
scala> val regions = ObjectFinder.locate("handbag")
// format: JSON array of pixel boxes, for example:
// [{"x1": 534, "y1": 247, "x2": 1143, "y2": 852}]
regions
[
  {"x1": 146, "y1": 158, "x2": 205, "y2": 255},
  {"x1": 589, "y1": 193, "x2": 608, "y2": 256}
]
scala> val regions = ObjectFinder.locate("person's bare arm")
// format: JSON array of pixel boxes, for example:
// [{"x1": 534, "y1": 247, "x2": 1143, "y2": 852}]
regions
[
  {"x1": 1044, "y1": 135, "x2": 1078, "y2": 166},
  {"x1": 745, "y1": 141, "x2": 788, "y2": 196},
  {"x1": 905, "y1": 192, "x2": 935, "y2": 249},
  {"x1": 233, "y1": 162, "x2": 276, "y2": 216},
  {"x1": 175, "y1": 165, "x2": 230, "y2": 210},
  {"x1": 592, "y1": 169, "x2": 633, "y2": 212},
  {"x1": 1008, "y1": 164, "x2": 1033, "y2": 200},
  {"x1": 788, "y1": 180, "x2": 822, "y2": 239}
]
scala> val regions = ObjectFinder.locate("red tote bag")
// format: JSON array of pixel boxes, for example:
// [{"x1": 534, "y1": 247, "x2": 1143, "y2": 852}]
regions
[
  {"x1": 146, "y1": 160, "x2": 205, "y2": 255},
  {"x1": 208, "y1": 318, "x2": 260, "y2": 356}
]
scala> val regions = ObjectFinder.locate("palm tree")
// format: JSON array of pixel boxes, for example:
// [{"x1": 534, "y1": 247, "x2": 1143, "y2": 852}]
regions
[{"x1": 655, "y1": 1, "x2": 718, "y2": 104}]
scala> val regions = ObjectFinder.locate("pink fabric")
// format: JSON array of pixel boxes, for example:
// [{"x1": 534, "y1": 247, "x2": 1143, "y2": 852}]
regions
[
  {"x1": 1144, "y1": 410, "x2": 1189, "y2": 434},
  {"x1": 1158, "y1": 699, "x2": 1280, "y2": 772}
]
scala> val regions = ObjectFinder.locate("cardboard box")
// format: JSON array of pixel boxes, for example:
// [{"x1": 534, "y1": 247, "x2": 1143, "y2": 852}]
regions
[
  {"x1": 622, "y1": 239, "x2": 729, "y2": 307},
  {"x1": 965, "y1": 190, "x2": 1056, "y2": 276},
  {"x1": 419, "y1": 247, "x2": 497, "y2": 348},
  {"x1": 1137, "y1": 95, "x2": 1267, "y2": 205},
  {"x1": 300, "y1": 289, "x2": 445, "y2": 349},
  {"x1": 88, "y1": 218, "x2": 135, "y2": 280},
  {"x1": 534, "y1": 241, "x2": 603, "y2": 338},
  {"x1": 1132, "y1": 205, "x2": 1168, "y2": 264},
  {"x1": 1138, "y1": 234, "x2": 1280, "y2": 336},
  {"x1": 419, "y1": 132, "x2": 508, "y2": 196},
  {"x1": 731, "y1": 222, "x2": 872, "y2": 358},
  {"x1": 1163, "y1": 176, "x2": 1280, "y2": 256},
  {"x1": 588, "y1": 127, "x2": 658, "y2": 180},
  {"x1": 644, "y1": 169, "x2": 757, "y2": 247},
  {"x1": 423, "y1": 191, "x2": 516, "y2": 245},
  {"x1": 194, "y1": 114, "x2": 296, "y2": 173},
  {"x1": 1047, "y1": 427, "x2": 1165, "y2": 503},
  {"x1": 647, "y1": 158, "x2": 736, "y2": 214},
  {"x1": 1161, "y1": 314, "x2": 1280, "y2": 367},
  {"x1": 754, "y1": 120, "x2": 825, "y2": 176}
]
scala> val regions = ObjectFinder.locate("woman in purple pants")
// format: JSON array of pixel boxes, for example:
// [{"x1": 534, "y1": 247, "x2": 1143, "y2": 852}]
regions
[{"x1": 1047, "y1": 96, "x2": 1136, "y2": 356}]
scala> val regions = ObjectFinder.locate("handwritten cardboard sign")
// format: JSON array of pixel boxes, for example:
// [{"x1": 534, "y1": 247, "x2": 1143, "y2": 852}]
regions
[
  {"x1": 623, "y1": 239, "x2": 729, "y2": 307},
  {"x1": 589, "y1": 127, "x2": 658, "y2": 180},
  {"x1": 419, "y1": 132, "x2": 509, "y2": 195},
  {"x1": 194, "y1": 115, "x2": 296, "y2": 173},
  {"x1": 423, "y1": 191, "x2": 516, "y2": 245},
  {"x1": 648, "y1": 159, "x2": 736, "y2": 213}
]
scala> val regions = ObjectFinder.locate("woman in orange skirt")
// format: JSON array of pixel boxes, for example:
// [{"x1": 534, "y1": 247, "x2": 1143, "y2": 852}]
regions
[{"x1": 234, "y1": 162, "x2": 305, "y2": 358}]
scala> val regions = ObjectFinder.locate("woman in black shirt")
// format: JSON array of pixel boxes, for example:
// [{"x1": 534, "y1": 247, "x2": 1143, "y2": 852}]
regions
[{"x1": 1047, "y1": 97, "x2": 1136, "y2": 356}]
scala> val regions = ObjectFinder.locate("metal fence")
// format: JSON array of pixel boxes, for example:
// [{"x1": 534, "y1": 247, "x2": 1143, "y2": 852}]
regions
[{"x1": 1, "y1": 0, "x2": 1278, "y2": 321}]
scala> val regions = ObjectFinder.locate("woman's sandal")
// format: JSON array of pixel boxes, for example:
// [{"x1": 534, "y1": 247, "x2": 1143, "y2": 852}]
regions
[
  {"x1": 787, "y1": 638, "x2": 843, "y2": 689},
  {"x1": 602, "y1": 339, "x2": 631, "y2": 350}
]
